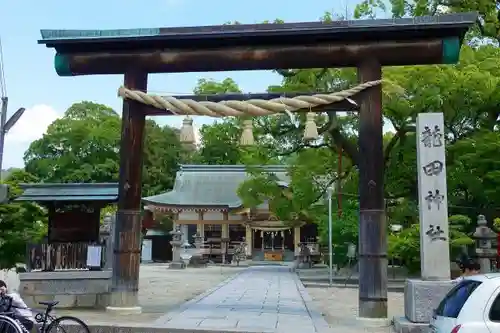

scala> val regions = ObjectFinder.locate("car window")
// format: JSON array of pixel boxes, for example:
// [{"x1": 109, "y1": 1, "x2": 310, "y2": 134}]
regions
[
  {"x1": 436, "y1": 280, "x2": 482, "y2": 318},
  {"x1": 489, "y1": 290, "x2": 500, "y2": 321}
]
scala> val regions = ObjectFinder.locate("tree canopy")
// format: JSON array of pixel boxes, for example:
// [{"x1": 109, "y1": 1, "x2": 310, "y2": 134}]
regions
[
  {"x1": 24, "y1": 101, "x2": 184, "y2": 197},
  {"x1": 7, "y1": 3, "x2": 500, "y2": 272},
  {"x1": 190, "y1": 8, "x2": 500, "y2": 270},
  {"x1": 0, "y1": 169, "x2": 47, "y2": 269}
]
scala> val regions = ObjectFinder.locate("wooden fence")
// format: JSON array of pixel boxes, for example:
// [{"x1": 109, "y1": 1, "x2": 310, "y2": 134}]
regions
[{"x1": 26, "y1": 242, "x2": 106, "y2": 272}]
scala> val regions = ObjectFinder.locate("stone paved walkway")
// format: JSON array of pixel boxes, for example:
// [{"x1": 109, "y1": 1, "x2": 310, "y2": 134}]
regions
[{"x1": 153, "y1": 265, "x2": 331, "y2": 332}]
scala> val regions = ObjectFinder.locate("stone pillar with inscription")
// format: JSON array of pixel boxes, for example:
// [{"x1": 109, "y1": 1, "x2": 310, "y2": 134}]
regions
[
  {"x1": 394, "y1": 113, "x2": 455, "y2": 333},
  {"x1": 417, "y1": 113, "x2": 450, "y2": 280}
]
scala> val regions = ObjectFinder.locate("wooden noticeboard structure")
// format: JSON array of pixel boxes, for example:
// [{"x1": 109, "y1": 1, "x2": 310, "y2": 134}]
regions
[
  {"x1": 16, "y1": 183, "x2": 118, "y2": 271},
  {"x1": 38, "y1": 13, "x2": 476, "y2": 318}
]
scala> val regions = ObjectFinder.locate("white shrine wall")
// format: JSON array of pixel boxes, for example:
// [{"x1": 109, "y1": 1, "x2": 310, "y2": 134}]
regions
[
  {"x1": 178, "y1": 211, "x2": 198, "y2": 221},
  {"x1": 176, "y1": 210, "x2": 243, "y2": 222},
  {"x1": 228, "y1": 213, "x2": 243, "y2": 221},
  {"x1": 203, "y1": 211, "x2": 224, "y2": 221}
]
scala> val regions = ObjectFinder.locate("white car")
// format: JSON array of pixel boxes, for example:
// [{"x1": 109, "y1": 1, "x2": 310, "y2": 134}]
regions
[{"x1": 430, "y1": 273, "x2": 500, "y2": 333}]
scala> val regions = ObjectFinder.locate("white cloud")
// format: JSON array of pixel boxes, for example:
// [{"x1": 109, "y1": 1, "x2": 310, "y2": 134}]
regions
[
  {"x1": 3, "y1": 104, "x2": 60, "y2": 168},
  {"x1": 3, "y1": 109, "x2": 201, "y2": 169}
]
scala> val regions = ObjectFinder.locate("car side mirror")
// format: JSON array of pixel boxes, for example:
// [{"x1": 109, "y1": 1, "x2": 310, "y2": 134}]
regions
[{"x1": 432, "y1": 309, "x2": 437, "y2": 318}]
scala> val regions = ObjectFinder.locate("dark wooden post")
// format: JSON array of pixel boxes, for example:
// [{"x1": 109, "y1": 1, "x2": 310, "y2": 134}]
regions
[
  {"x1": 108, "y1": 71, "x2": 147, "y2": 311},
  {"x1": 357, "y1": 59, "x2": 388, "y2": 319}
]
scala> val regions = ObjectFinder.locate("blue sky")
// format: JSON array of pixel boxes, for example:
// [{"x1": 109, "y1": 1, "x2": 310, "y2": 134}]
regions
[{"x1": 0, "y1": 0, "x2": 364, "y2": 168}]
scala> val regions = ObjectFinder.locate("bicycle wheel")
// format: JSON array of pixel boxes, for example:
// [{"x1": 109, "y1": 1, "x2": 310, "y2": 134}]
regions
[
  {"x1": 0, "y1": 315, "x2": 24, "y2": 333},
  {"x1": 45, "y1": 316, "x2": 89, "y2": 333}
]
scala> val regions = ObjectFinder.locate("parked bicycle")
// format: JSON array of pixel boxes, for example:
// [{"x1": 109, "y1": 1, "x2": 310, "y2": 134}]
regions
[{"x1": 0, "y1": 296, "x2": 90, "y2": 333}]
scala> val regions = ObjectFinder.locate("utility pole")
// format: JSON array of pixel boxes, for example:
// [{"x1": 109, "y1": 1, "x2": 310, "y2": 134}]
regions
[
  {"x1": 0, "y1": 97, "x2": 7, "y2": 174},
  {"x1": 0, "y1": 97, "x2": 25, "y2": 179},
  {"x1": 327, "y1": 186, "x2": 334, "y2": 286},
  {"x1": 0, "y1": 36, "x2": 26, "y2": 199}
]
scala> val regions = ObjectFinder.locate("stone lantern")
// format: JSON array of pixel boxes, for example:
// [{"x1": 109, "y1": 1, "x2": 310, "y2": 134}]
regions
[
  {"x1": 188, "y1": 232, "x2": 207, "y2": 268},
  {"x1": 101, "y1": 213, "x2": 114, "y2": 270},
  {"x1": 169, "y1": 225, "x2": 186, "y2": 269},
  {"x1": 193, "y1": 232, "x2": 204, "y2": 249},
  {"x1": 473, "y1": 215, "x2": 497, "y2": 273},
  {"x1": 240, "y1": 237, "x2": 247, "y2": 257}
]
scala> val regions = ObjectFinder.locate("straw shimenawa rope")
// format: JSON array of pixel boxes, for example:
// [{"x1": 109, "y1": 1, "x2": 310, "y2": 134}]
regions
[
  {"x1": 117, "y1": 80, "x2": 382, "y2": 117},
  {"x1": 117, "y1": 79, "x2": 382, "y2": 146}
]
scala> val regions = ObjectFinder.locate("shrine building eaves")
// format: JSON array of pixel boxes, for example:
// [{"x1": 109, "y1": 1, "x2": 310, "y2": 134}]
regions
[
  {"x1": 142, "y1": 164, "x2": 288, "y2": 209},
  {"x1": 15, "y1": 183, "x2": 119, "y2": 203}
]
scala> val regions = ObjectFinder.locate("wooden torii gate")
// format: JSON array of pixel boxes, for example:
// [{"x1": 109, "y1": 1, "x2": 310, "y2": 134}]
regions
[{"x1": 38, "y1": 13, "x2": 476, "y2": 319}]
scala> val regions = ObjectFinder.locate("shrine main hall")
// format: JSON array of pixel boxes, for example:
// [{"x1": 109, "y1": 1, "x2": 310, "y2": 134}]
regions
[{"x1": 142, "y1": 164, "x2": 318, "y2": 262}]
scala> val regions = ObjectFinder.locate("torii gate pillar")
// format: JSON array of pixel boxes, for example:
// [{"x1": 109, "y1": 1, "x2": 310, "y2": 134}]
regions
[
  {"x1": 357, "y1": 60, "x2": 387, "y2": 319},
  {"x1": 107, "y1": 71, "x2": 147, "y2": 313}
]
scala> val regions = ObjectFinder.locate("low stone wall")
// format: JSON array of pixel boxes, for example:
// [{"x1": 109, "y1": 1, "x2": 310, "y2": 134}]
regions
[{"x1": 19, "y1": 270, "x2": 111, "y2": 309}]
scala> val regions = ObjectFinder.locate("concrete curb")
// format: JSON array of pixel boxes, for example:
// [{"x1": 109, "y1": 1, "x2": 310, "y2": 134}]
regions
[
  {"x1": 291, "y1": 272, "x2": 332, "y2": 333},
  {"x1": 298, "y1": 276, "x2": 407, "y2": 284},
  {"x1": 302, "y1": 281, "x2": 405, "y2": 293},
  {"x1": 56, "y1": 323, "x2": 236, "y2": 333}
]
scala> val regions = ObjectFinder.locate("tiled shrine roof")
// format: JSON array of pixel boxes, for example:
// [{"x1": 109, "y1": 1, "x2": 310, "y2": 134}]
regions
[
  {"x1": 15, "y1": 183, "x2": 119, "y2": 203},
  {"x1": 143, "y1": 165, "x2": 288, "y2": 209}
]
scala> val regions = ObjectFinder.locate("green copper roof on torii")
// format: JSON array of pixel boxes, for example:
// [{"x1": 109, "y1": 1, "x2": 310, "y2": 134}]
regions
[
  {"x1": 40, "y1": 28, "x2": 161, "y2": 40},
  {"x1": 39, "y1": 13, "x2": 477, "y2": 44}
]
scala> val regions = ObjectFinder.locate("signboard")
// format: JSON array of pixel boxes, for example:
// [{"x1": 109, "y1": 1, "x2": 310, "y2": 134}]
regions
[
  {"x1": 86, "y1": 245, "x2": 102, "y2": 269},
  {"x1": 264, "y1": 251, "x2": 283, "y2": 261}
]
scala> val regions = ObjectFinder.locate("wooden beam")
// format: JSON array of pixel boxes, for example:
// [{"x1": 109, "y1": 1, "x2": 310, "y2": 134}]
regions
[
  {"x1": 55, "y1": 39, "x2": 445, "y2": 76},
  {"x1": 109, "y1": 71, "x2": 147, "y2": 311},
  {"x1": 357, "y1": 59, "x2": 387, "y2": 319}
]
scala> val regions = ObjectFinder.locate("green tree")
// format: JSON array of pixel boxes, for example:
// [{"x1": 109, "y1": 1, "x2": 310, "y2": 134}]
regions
[
  {"x1": 142, "y1": 119, "x2": 184, "y2": 196},
  {"x1": 0, "y1": 170, "x2": 47, "y2": 269},
  {"x1": 194, "y1": 120, "x2": 243, "y2": 165},
  {"x1": 389, "y1": 215, "x2": 474, "y2": 273},
  {"x1": 448, "y1": 130, "x2": 500, "y2": 214},
  {"x1": 313, "y1": 198, "x2": 359, "y2": 266},
  {"x1": 193, "y1": 78, "x2": 241, "y2": 95},
  {"x1": 190, "y1": 78, "x2": 244, "y2": 165},
  {"x1": 24, "y1": 101, "x2": 183, "y2": 196},
  {"x1": 191, "y1": 79, "x2": 279, "y2": 165},
  {"x1": 193, "y1": 78, "x2": 245, "y2": 165},
  {"x1": 24, "y1": 102, "x2": 120, "y2": 183},
  {"x1": 354, "y1": 0, "x2": 498, "y2": 41},
  {"x1": 192, "y1": 13, "x2": 500, "y2": 273}
]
